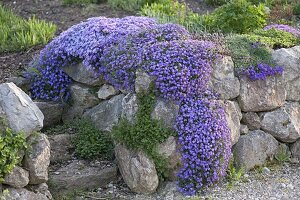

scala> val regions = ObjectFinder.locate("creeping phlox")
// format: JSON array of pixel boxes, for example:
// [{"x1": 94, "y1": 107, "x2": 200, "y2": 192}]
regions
[{"x1": 30, "y1": 16, "x2": 284, "y2": 195}]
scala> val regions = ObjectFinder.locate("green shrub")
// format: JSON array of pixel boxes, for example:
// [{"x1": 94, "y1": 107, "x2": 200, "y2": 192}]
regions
[
  {"x1": 108, "y1": 0, "x2": 157, "y2": 12},
  {"x1": 70, "y1": 119, "x2": 114, "y2": 160},
  {"x1": 246, "y1": 28, "x2": 300, "y2": 48},
  {"x1": 209, "y1": 0, "x2": 267, "y2": 33},
  {"x1": 141, "y1": 0, "x2": 210, "y2": 33},
  {"x1": 293, "y1": 3, "x2": 300, "y2": 15},
  {"x1": 0, "y1": 119, "x2": 27, "y2": 182},
  {"x1": 112, "y1": 87, "x2": 175, "y2": 179},
  {"x1": 0, "y1": 5, "x2": 56, "y2": 53},
  {"x1": 274, "y1": 144, "x2": 291, "y2": 164},
  {"x1": 225, "y1": 34, "x2": 274, "y2": 68}
]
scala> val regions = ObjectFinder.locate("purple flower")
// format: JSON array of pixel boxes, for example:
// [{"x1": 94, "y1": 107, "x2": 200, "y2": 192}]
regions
[
  {"x1": 264, "y1": 24, "x2": 300, "y2": 37},
  {"x1": 239, "y1": 63, "x2": 284, "y2": 81}
]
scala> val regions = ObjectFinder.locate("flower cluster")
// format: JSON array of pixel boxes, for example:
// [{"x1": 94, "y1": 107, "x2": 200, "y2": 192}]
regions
[
  {"x1": 264, "y1": 24, "x2": 300, "y2": 37},
  {"x1": 176, "y1": 97, "x2": 231, "y2": 196},
  {"x1": 239, "y1": 63, "x2": 284, "y2": 81}
]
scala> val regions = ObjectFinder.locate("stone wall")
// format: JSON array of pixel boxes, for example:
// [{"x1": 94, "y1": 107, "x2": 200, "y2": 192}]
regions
[{"x1": 4, "y1": 46, "x2": 300, "y2": 196}]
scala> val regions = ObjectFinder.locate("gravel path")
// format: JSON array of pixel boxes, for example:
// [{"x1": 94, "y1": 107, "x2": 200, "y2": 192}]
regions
[{"x1": 73, "y1": 162, "x2": 300, "y2": 200}]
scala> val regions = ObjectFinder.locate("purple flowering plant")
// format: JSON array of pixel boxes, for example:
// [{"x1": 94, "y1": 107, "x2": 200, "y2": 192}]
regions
[
  {"x1": 239, "y1": 63, "x2": 284, "y2": 81},
  {"x1": 264, "y1": 24, "x2": 300, "y2": 37}
]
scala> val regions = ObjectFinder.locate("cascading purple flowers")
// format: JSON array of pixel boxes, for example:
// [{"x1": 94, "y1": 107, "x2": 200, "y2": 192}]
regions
[
  {"x1": 239, "y1": 63, "x2": 284, "y2": 81},
  {"x1": 176, "y1": 97, "x2": 231, "y2": 196},
  {"x1": 264, "y1": 24, "x2": 300, "y2": 37}
]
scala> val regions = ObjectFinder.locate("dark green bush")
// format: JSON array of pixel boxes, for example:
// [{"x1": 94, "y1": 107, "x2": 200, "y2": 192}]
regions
[
  {"x1": 0, "y1": 119, "x2": 27, "y2": 182},
  {"x1": 108, "y1": 0, "x2": 157, "y2": 12},
  {"x1": 112, "y1": 87, "x2": 175, "y2": 179},
  {"x1": 70, "y1": 119, "x2": 114, "y2": 160},
  {"x1": 209, "y1": 0, "x2": 267, "y2": 33},
  {"x1": 293, "y1": 3, "x2": 300, "y2": 15}
]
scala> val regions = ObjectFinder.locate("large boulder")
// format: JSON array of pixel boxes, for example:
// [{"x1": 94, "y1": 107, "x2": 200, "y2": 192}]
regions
[
  {"x1": 115, "y1": 143, "x2": 159, "y2": 194},
  {"x1": 48, "y1": 134, "x2": 75, "y2": 163},
  {"x1": 209, "y1": 56, "x2": 240, "y2": 100},
  {"x1": 83, "y1": 94, "x2": 125, "y2": 132},
  {"x1": 5, "y1": 187, "x2": 50, "y2": 200},
  {"x1": 0, "y1": 83, "x2": 44, "y2": 137},
  {"x1": 3, "y1": 166, "x2": 29, "y2": 188},
  {"x1": 49, "y1": 160, "x2": 117, "y2": 193},
  {"x1": 24, "y1": 134, "x2": 50, "y2": 184},
  {"x1": 238, "y1": 76, "x2": 286, "y2": 112},
  {"x1": 151, "y1": 98, "x2": 179, "y2": 129},
  {"x1": 272, "y1": 46, "x2": 300, "y2": 101},
  {"x1": 34, "y1": 101, "x2": 64, "y2": 128},
  {"x1": 220, "y1": 100, "x2": 242, "y2": 145},
  {"x1": 291, "y1": 139, "x2": 300, "y2": 160},
  {"x1": 157, "y1": 136, "x2": 181, "y2": 181},
  {"x1": 63, "y1": 63, "x2": 105, "y2": 86},
  {"x1": 121, "y1": 93, "x2": 138, "y2": 123},
  {"x1": 135, "y1": 69, "x2": 155, "y2": 93},
  {"x1": 69, "y1": 83, "x2": 99, "y2": 109},
  {"x1": 233, "y1": 130, "x2": 278, "y2": 171},
  {"x1": 97, "y1": 84, "x2": 117, "y2": 100},
  {"x1": 241, "y1": 112, "x2": 261, "y2": 131},
  {"x1": 261, "y1": 102, "x2": 300, "y2": 143}
]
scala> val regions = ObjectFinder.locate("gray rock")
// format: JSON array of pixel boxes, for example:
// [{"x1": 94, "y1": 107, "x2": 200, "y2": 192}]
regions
[
  {"x1": 97, "y1": 84, "x2": 117, "y2": 100},
  {"x1": 6, "y1": 76, "x2": 31, "y2": 93},
  {"x1": 210, "y1": 56, "x2": 240, "y2": 99},
  {"x1": 63, "y1": 62, "x2": 105, "y2": 86},
  {"x1": 291, "y1": 139, "x2": 300, "y2": 160},
  {"x1": 3, "y1": 166, "x2": 29, "y2": 188},
  {"x1": 49, "y1": 160, "x2": 117, "y2": 193},
  {"x1": 238, "y1": 76, "x2": 286, "y2": 112},
  {"x1": 151, "y1": 98, "x2": 179, "y2": 129},
  {"x1": 221, "y1": 100, "x2": 242, "y2": 145},
  {"x1": 242, "y1": 112, "x2": 261, "y2": 130},
  {"x1": 83, "y1": 94, "x2": 125, "y2": 132},
  {"x1": 157, "y1": 137, "x2": 181, "y2": 181},
  {"x1": 61, "y1": 106, "x2": 84, "y2": 123},
  {"x1": 272, "y1": 46, "x2": 300, "y2": 101},
  {"x1": 48, "y1": 134, "x2": 75, "y2": 163},
  {"x1": 0, "y1": 83, "x2": 44, "y2": 137},
  {"x1": 5, "y1": 187, "x2": 50, "y2": 200},
  {"x1": 34, "y1": 101, "x2": 64, "y2": 128},
  {"x1": 233, "y1": 130, "x2": 278, "y2": 171},
  {"x1": 69, "y1": 84, "x2": 99, "y2": 109},
  {"x1": 115, "y1": 143, "x2": 159, "y2": 194},
  {"x1": 261, "y1": 102, "x2": 300, "y2": 143},
  {"x1": 121, "y1": 93, "x2": 138, "y2": 123},
  {"x1": 240, "y1": 124, "x2": 249, "y2": 135},
  {"x1": 135, "y1": 69, "x2": 154, "y2": 93},
  {"x1": 28, "y1": 183, "x2": 52, "y2": 200},
  {"x1": 24, "y1": 134, "x2": 50, "y2": 184}
]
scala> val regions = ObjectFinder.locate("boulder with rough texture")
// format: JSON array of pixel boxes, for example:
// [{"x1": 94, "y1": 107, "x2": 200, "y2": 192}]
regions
[
  {"x1": 63, "y1": 63, "x2": 105, "y2": 86},
  {"x1": 209, "y1": 56, "x2": 240, "y2": 99},
  {"x1": 151, "y1": 98, "x2": 179, "y2": 129},
  {"x1": 157, "y1": 136, "x2": 181, "y2": 181},
  {"x1": 233, "y1": 130, "x2": 278, "y2": 171},
  {"x1": 242, "y1": 112, "x2": 261, "y2": 130},
  {"x1": 220, "y1": 100, "x2": 242, "y2": 145},
  {"x1": 240, "y1": 124, "x2": 249, "y2": 135},
  {"x1": 49, "y1": 160, "x2": 117, "y2": 193},
  {"x1": 34, "y1": 101, "x2": 64, "y2": 127},
  {"x1": 6, "y1": 76, "x2": 31, "y2": 93},
  {"x1": 115, "y1": 143, "x2": 159, "y2": 194},
  {"x1": 261, "y1": 102, "x2": 300, "y2": 143},
  {"x1": 3, "y1": 166, "x2": 29, "y2": 188},
  {"x1": 272, "y1": 46, "x2": 300, "y2": 101},
  {"x1": 5, "y1": 188, "x2": 51, "y2": 200},
  {"x1": 0, "y1": 83, "x2": 44, "y2": 137},
  {"x1": 24, "y1": 134, "x2": 50, "y2": 184},
  {"x1": 69, "y1": 84, "x2": 99, "y2": 109},
  {"x1": 121, "y1": 93, "x2": 138, "y2": 123},
  {"x1": 83, "y1": 94, "x2": 125, "y2": 132},
  {"x1": 291, "y1": 139, "x2": 300, "y2": 160},
  {"x1": 28, "y1": 183, "x2": 52, "y2": 200},
  {"x1": 135, "y1": 69, "x2": 155, "y2": 93},
  {"x1": 97, "y1": 84, "x2": 117, "y2": 100},
  {"x1": 48, "y1": 134, "x2": 75, "y2": 163},
  {"x1": 61, "y1": 106, "x2": 84, "y2": 123},
  {"x1": 238, "y1": 76, "x2": 286, "y2": 112}
]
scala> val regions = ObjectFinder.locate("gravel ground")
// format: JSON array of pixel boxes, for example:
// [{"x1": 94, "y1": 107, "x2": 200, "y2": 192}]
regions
[{"x1": 71, "y1": 162, "x2": 300, "y2": 200}]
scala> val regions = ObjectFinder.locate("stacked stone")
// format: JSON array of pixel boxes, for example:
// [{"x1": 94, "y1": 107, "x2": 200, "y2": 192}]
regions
[{"x1": 0, "y1": 83, "x2": 51, "y2": 200}]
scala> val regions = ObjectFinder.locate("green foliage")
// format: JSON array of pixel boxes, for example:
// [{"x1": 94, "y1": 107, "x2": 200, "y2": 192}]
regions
[
  {"x1": 0, "y1": 119, "x2": 27, "y2": 182},
  {"x1": 141, "y1": 0, "x2": 210, "y2": 33},
  {"x1": 70, "y1": 119, "x2": 114, "y2": 160},
  {"x1": 226, "y1": 34, "x2": 273, "y2": 68},
  {"x1": 204, "y1": 0, "x2": 229, "y2": 6},
  {"x1": 208, "y1": 0, "x2": 267, "y2": 33},
  {"x1": 293, "y1": 3, "x2": 300, "y2": 15},
  {"x1": 274, "y1": 144, "x2": 291, "y2": 164},
  {"x1": 0, "y1": 5, "x2": 56, "y2": 53},
  {"x1": 112, "y1": 87, "x2": 175, "y2": 179},
  {"x1": 246, "y1": 28, "x2": 300, "y2": 48},
  {"x1": 226, "y1": 158, "x2": 244, "y2": 188},
  {"x1": 108, "y1": 0, "x2": 157, "y2": 12}
]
